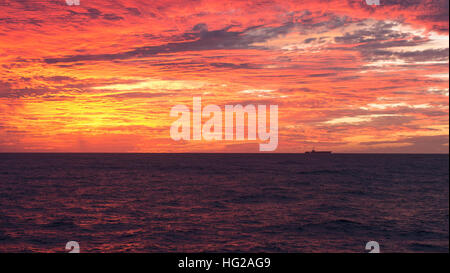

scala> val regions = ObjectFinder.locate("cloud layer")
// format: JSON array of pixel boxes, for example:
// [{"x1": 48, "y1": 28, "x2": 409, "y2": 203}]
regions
[{"x1": 0, "y1": 0, "x2": 448, "y2": 152}]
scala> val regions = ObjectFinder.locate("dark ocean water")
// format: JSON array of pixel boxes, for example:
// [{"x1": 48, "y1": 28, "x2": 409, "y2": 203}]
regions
[{"x1": 0, "y1": 153, "x2": 448, "y2": 253}]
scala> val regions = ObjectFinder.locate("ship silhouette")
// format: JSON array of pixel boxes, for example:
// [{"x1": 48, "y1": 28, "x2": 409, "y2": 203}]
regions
[{"x1": 305, "y1": 148, "x2": 332, "y2": 155}]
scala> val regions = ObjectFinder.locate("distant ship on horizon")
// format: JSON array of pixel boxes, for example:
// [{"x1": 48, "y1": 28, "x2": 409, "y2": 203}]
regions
[{"x1": 305, "y1": 149, "x2": 332, "y2": 155}]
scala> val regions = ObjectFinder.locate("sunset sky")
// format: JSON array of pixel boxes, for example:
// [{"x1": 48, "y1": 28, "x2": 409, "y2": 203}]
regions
[{"x1": 0, "y1": 0, "x2": 448, "y2": 153}]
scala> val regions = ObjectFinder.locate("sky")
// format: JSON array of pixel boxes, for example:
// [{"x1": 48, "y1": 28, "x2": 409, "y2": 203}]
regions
[{"x1": 0, "y1": 0, "x2": 448, "y2": 153}]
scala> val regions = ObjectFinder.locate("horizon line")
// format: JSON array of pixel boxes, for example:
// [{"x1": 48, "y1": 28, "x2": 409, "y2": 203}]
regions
[{"x1": 0, "y1": 152, "x2": 448, "y2": 155}]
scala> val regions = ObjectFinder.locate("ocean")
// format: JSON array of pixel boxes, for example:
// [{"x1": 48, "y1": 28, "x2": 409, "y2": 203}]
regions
[{"x1": 0, "y1": 153, "x2": 448, "y2": 253}]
